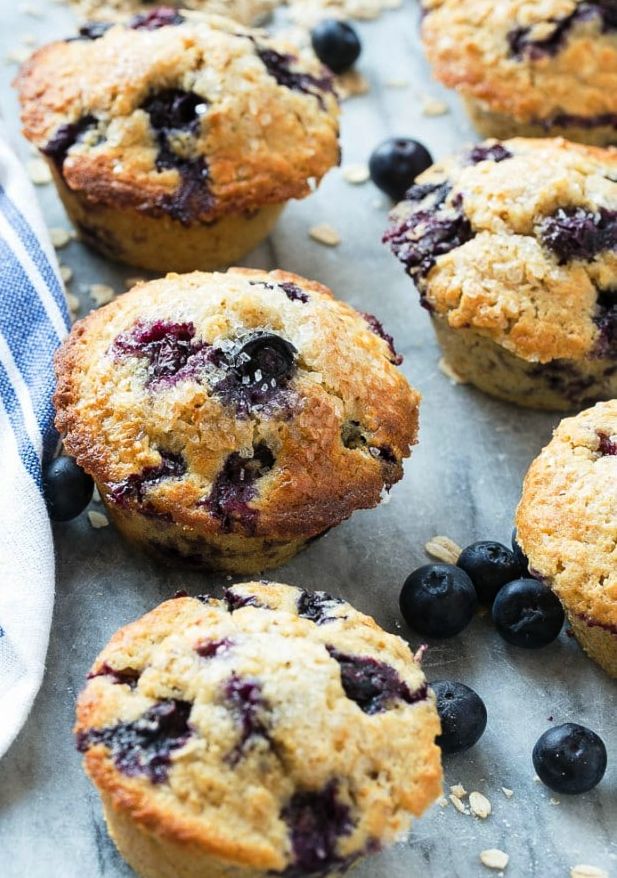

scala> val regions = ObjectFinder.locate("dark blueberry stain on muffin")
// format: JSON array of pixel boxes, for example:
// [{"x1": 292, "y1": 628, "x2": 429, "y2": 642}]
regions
[
  {"x1": 467, "y1": 144, "x2": 513, "y2": 164},
  {"x1": 196, "y1": 637, "x2": 234, "y2": 658},
  {"x1": 109, "y1": 451, "x2": 186, "y2": 510},
  {"x1": 224, "y1": 674, "x2": 271, "y2": 764},
  {"x1": 88, "y1": 663, "x2": 141, "y2": 688},
  {"x1": 257, "y1": 47, "x2": 334, "y2": 108},
  {"x1": 130, "y1": 7, "x2": 186, "y2": 29},
  {"x1": 112, "y1": 319, "x2": 207, "y2": 385},
  {"x1": 76, "y1": 699, "x2": 192, "y2": 783},
  {"x1": 527, "y1": 360, "x2": 597, "y2": 402},
  {"x1": 42, "y1": 115, "x2": 98, "y2": 170},
  {"x1": 541, "y1": 111, "x2": 617, "y2": 131},
  {"x1": 149, "y1": 540, "x2": 206, "y2": 567},
  {"x1": 224, "y1": 588, "x2": 264, "y2": 611},
  {"x1": 361, "y1": 312, "x2": 403, "y2": 364},
  {"x1": 202, "y1": 443, "x2": 275, "y2": 533},
  {"x1": 326, "y1": 647, "x2": 427, "y2": 714},
  {"x1": 507, "y1": 2, "x2": 617, "y2": 60},
  {"x1": 141, "y1": 89, "x2": 212, "y2": 224},
  {"x1": 597, "y1": 431, "x2": 617, "y2": 454},
  {"x1": 383, "y1": 184, "x2": 473, "y2": 287},
  {"x1": 73, "y1": 22, "x2": 113, "y2": 40},
  {"x1": 594, "y1": 292, "x2": 617, "y2": 357},
  {"x1": 297, "y1": 589, "x2": 345, "y2": 625},
  {"x1": 539, "y1": 206, "x2": 617, "y2": 263},
  {"x1": 211, "y1": 332, "x2": 297, "y2": 416},
  {"x1": 370, "y1": 444, "x2": 397, "y2": 464},
  {"x1": 249, "y1": 280, "x2": 309, "y2": 302},
  {"x1": 281, "y1": 781, "x2": 353, "y2": 874}
]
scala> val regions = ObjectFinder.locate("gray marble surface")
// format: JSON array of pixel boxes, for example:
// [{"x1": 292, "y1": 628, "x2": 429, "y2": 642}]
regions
[{"x1": 0, "y1": 2, "x2": 616, "y2": 876}]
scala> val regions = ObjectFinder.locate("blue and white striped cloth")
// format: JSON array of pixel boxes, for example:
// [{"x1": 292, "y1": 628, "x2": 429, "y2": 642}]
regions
[{"x1": 0, "y1": 123, "x2": 69, "y2": 756}]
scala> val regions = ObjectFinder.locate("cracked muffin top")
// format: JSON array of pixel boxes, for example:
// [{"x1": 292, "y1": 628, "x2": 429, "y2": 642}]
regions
[
  {"x1": 70, "y1": 0, "x2": 279, "y2": 26},
  {"x1": 15, "y1": 10, "x2": 339, "y2": 225},
  {"x1": 517, "y1": 401, "x2": 617, "y2": 629},
  {"x1": 75, "y1": 582, "x2": 442, "y2": 874},
  {"x1": 421, "y1": 0, "x2": 617, "y2": 126},
  {"x1": 54, "y1": 268, "x2": 419, "y2": 539},
  {"x1": 384, "y1": 137, "x2": 617, "y2": 364}
]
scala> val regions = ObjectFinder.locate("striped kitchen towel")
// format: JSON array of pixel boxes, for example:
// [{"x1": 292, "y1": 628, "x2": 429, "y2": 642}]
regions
[{"x1": 0, "y1": 123, "x2": 69, "y2": 757}]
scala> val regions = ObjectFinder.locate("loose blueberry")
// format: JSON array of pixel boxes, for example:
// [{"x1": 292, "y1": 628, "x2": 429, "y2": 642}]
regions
[
  {"x1": 43, "y1": 456, "x2": 94, "y2": 522},
  {"x1": 431, "y1": 680, "x2": 487, "y2": 754},
  {"x1": 533, "y1": 723, "x2": 607, "y2": 794},
  {"x1": 457, "y1": 540, "x2": 523, "y2": 605},
  {"x1": 369, "y1": 138, "x2": 433, "y2": 202},
  {"x1": 399, "y1": 563, "x2": 477, "y2": 638},
  {"x1": 492, "y1": 579, "x2": 564, "y2": 649},
  {"x1": 310, "y1": 19, "x2": 361, "y2": 74},
  {"x1": 511, "y1": 527, "x2": 529, "y2": 573}
]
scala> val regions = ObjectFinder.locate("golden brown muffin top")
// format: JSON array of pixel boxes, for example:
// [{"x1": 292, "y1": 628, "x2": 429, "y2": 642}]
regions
[
  {"x1": 15, "y1": 11, "x2": 339, "y2": 224},
  {"x1": 422, "y1": 0, "x2": 617, "y2": 125},
  {"x1": 517, "y1": 401, "x2": 617, "y2": 629},
  {"x1": 384, "y1": 137, "x2": 617, "y2": 364},
  {"x1": 75, "y1": 583, "x2": 442, "y2": 873},
  {"x1": 72, "y1": 0, "x2": 278, "y2": 25},
  {"x1": 54, "y1": 268, "x2": 419, "y2": 540}
]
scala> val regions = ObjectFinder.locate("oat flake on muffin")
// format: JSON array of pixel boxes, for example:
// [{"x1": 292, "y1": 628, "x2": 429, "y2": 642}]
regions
[
  {"x1": 383, "y1": 136, "x2": 617, "y2": 410},
  {"x1": 15, "y1": 11, "x2": 339, "y2": 273},
  {"x1": 54, "y1": 268, "x2": 419, "y2": 573},
  {"x1": 75, "y1": 582, "x2": 442, "y2": 878}
]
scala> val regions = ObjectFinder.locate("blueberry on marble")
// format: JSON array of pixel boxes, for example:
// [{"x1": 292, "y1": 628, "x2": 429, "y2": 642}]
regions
[
  {"x1": 511, "y1": 528, "x2": 529, "y2": 574},
  {"x1": 297, "y1": 589, "x2": 345, "y2": 624},
  {"x1": 129, "y1": 7, "x2": 186, "y2": 29},
  {"x1": 369, "y1": 138, "x2": 433, "y2": 202},
  {"x1": 399, "y1": 564, "x2": 477, "y2": 637},
  {"x1": 492, "y1": 578, "x2": 564, "y2": 648},
  {"x1": 361, "y1": 312, "x2": 403, "y2": 364},
  {"x1": 212, "y1": 332, "x2": 297, "y2": 415},
  {"x1": 42, "y1": 115, "x2": 97, "y2": 169},
  {"x1": 457, "y1": 541, "x2": 523, "y2": 605},
  {"x1": 224, "y1": 674, "x2": 270, "y2": 764},
  {"x1": 282, "y1": 781, "x2": 353, "y2": 874},
  {"x1": 533, "y1": 723, "x2": 607, "y2": 794},
  {"x1": 112, "y1": 319, "x2": 206, "y2": 385},
  {"x1": 467, "y1": 143, "x2": 512, "y2": 164},
  {"x1": 431, "y1": 680, "x2": 487, "y2": 754},
  {"x1": 327, "y1": 647, "x2": 427, "y2": 714},
  {"x1": 539, "y1": 206, "x2": 617, "y2": 263},
  {"x1": 310, "y1": 19, "x2": 361, "y2": 74},
  {"x1": 76, "y1": 699, "x2": 192, "y2": 783},
  {"x1": 110, "y1": 451, "x2": 186, "y2": 509},
  {"x1": 43, "y1": 456, "x2": 94, "y2": 522},
  {"x1": 202, "y1": 443, "x2": 275, "y2": 532}
]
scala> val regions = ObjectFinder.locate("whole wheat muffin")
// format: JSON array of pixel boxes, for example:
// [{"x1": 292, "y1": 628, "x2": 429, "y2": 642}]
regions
[
  {"x1": 15, "y1": 10, "x2": 339, "y2": 273},
  {"x1": 54, "y1": 268, "x2": 419, "y2": 573},
  {"x1": 517, "y1": 401, "x2": 617, "y2": 677},
  {"x1": 383, "y1": 137, "x2": 617, "y2": 411},
  {"x1": 75, "y1": 582, "x2": 442, "y2": 878},
  {"x1": 422, "y1": 0, "x2": 617, "y2": 146}
]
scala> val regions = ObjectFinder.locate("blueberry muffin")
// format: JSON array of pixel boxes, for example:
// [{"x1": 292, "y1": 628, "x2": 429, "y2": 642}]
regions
[
  {"x1": 422, "y1": 0, "x2": 617, "y2": 146},
  {"x1": 517, "y1": 401, "x2": 617, "y2": 677},
  {"x1": 15, "y1": 11, "x2": 339, "y2": 273},
  {"x1": 72, "y1": 0, "x2": 278, "y2": 26},
  {"x1": 75, "y1": 582, "x2": 442, "y2": 878},
  {"x1": 54, "y1": 268, "x2": 419, "y2": 573},
  {"x1": 383, "y1": 136, "x2": 617, "y2": 411}
]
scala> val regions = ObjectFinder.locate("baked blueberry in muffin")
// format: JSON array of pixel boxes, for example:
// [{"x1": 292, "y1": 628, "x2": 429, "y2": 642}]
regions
[
  {"x1": 384, "y1": 136, "x2": 617, "y2": 410},
  {"x1": 54, "y1": 268, "x2": 419, "y2": 573},
  {"x1": 422, "y1": 0, "x2": 617, "y2": 146},
  {"x1": 75, "y1": 582, "x2": 442, "y2": 878},
  {"x1": 15, "y1": 12, "x2": 339, "y2": 272},
  {"x1": 517, "y1": 401, "x2": 617, "y2": 677}
]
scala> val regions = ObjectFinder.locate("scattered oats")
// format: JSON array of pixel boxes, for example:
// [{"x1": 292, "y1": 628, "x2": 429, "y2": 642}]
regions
[
  {"x1": 533, "y1": 774, "x2": 541, "y2": 783},
  {"x1": 449, "y1": 794, "x2": 468, "y2": 814},
  {"x1": 469, "y1": 791, "x2": 492, "y2": 819},
  {"x1": 125, "y1": 276, "x2": 147, "y2": 288},
  {"x1": 50, "y1": 227, "x2": 71, "y2": 249},
  {"x1": 27, "y1": 158, "x2": 52, "y2": 185},
  {"x1": 385, "y1": 77, "x2": 409, "y2": 88},
  {"x1": 309, "y1": 223, "x2": 341, "y2": 247},
  {"x1": 450, "y1": 784, "x2": 467, "y2": 798},
  {"x1": 420, "y1": 94, "x2": 449, "y2": 116},
  {"x1": 372, "y1": 198, "x2": 386, "y2": 209},
  {"x1": 336, "y1": 70, "x2": 369, "y2": 99},
  {"x1": 426, "y1": 536, "x2": 462, "y2": 564},
  {"x1": 89, "y1": 283, "x2": 115, "y2": 306},
  {"x1": 439, "y1": 356, "x2": 468, "y2": 384},
  {"x1": 92, "y1": 485, "x2": 101, "y2": 503},
  {"x1": 501, "y1": 787, "x2": 514, "y2": 799},
  {"x1": 413, "y1": 644, "x2": 427, "y2": 663},
  {"x1": 88, "y1": 510, "x2": 109, "y2": 529},
  {"x1": 549, "y1": 798, "x2": 560, "y2": 806},
  {"x1": 438, "y1": 796, "x2": 449, "y2": 808},
  {"x1": 342, "y1": 163, "x2": 370, "y2": 184},
  {"x1": 59, "y1": 264, "x2": 73, "y2": 284},
  {"x1": 6, "y1": 46, "x2": 31, "y2": 64},
  {"x1": 571, "y1": 866, "x2": 609, "y2": 878},
  {"x1": 480, "y1": 849, "x2": 509, "y2": 871}
]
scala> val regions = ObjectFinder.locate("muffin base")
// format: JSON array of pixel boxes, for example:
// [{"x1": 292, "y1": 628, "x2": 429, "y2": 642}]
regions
[
  {"x1": 568, "y1": 614, "x2": 617, "y2": 679},
  {"x1": 464, "y1": 99, "x2": 617, "y2": 148},
  {"x1": 101, "y1": 490, "x2": 315, "y2": 575},
  {"x1": 51, "y1": 168, "x2": 284, "y2": 273},
  {"x1": 432, "y1": 317, "x2": 617, "y2": 411}
]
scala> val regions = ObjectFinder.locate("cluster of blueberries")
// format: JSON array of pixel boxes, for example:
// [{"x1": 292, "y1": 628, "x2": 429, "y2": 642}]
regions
[{"x1": 399, "y1": 537, "x2": 607, "y2": 795}]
